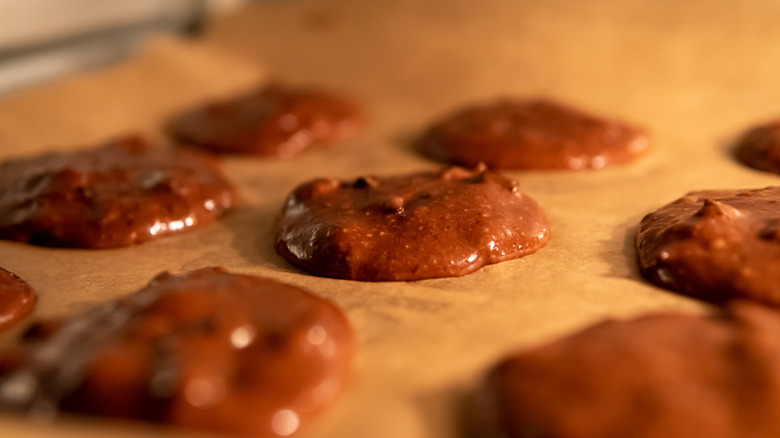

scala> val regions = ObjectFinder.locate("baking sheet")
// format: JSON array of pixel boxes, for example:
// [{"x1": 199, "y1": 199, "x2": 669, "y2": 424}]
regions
[{"x1": 2, "y1": 0, "x2": 780, "y2": 437}]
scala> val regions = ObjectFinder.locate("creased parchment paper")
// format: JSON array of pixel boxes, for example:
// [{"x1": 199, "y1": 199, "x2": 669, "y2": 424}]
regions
[{"x1": 2, "y1": 0, "x2": 780, "y2": 437}]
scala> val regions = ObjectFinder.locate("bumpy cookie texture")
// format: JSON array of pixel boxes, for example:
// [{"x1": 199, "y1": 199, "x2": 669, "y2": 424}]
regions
[
  {"x1": 482, "y1": 302, "x2": 780, "y2": 438},
  {"x1": 0, "y1": 268, "x2": 36, "y2": 331},
  {"x1": 636, "y1": 187, "x2": 780, "y2": 306},
  {"x1": 275, "y1": 165, "x2": 550, "y2": 281},
  {"x1": 0, "y1": 135, "x2": 236, "y2": 248},
  {"x1": 419, "y1": 98, "x2": 649, "y2": 170},
  {"x1": 0, "y1": 267, "x2": 354, "y2": 438},
  {"x1": 166, "y1": 83, "x2": 363, "y2": 157},
  {"x1": 734, "y1": 120, "x2": 780, "y2": 174}
]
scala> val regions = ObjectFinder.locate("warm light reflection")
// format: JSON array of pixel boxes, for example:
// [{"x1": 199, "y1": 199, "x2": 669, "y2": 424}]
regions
[
  {"x1": 149, "y1": 222, "x2": 163, "y2": 236},
  {"x1": 271, "y1": 409, "x2": 299, "y2": 436},
  {"x1": 148, "y1": 216, "x2": 196, "y2": 236},
  {"x1": 629, "y1": 136, "x2": 650, "y2": 153},
  {"x1": 307, "y1": 325, "x2": 327, "y2": 346},
  {"x1": 184, "y1": 377, "x2": 225, "y2": 408},
  {"x1": 230, "y1": 325, "x2": 256, "y2": 349},
  {"x1": 0, "y1": 371, "x2": 36, "y2": 405}
]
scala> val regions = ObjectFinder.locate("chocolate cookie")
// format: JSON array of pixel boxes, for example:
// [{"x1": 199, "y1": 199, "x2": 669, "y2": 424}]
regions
[
  {"x1": 275, "y1": 165, "x2": 550, "y2": 281},
  {"x1": 0, "y1": 135, "x2": 236, "y2": 248},
  {"x1": 0, "y1": 267, "x2": 354, "y2": 437},
  {"x1": 734, "y1": 120, "x2": 780, "y2": 174},
  {"x1": 0, "y1": 268, "x2": 36, "y2": 331},
  {"x1": 481, "y1": 302, "x2": 780, "y2": 438},
  {"x1": 636, "y1": 186, "x2": 780, "y2": 306},
  {"x1": 166, "y1": 83, "x2": 363, "y2": 157},
  {"x1": 418, "y1": 98, "x2": 649, "y2": 170}
]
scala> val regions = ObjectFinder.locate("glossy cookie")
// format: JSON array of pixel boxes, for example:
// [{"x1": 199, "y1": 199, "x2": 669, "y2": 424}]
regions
[
  {"x1": 276, "y1": 165, "x2": 550, "y2": 281},
  {"x1": 636, "y1": 187, "x2": 780, "y2": 306},
  {"x1": 0, "y1": 267, "x2": 354, "y2": 437},
  {"x1": 0, "y1": 268, "x2": 36, "y2": 331},
  {"x1": 0, "y1": 135, "x2": 236, "y2": 248}
]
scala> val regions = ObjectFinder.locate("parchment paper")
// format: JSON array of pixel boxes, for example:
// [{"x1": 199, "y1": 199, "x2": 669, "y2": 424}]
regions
[{"x1": 2, "y1": 0, "x2": 780, "y2": 437}]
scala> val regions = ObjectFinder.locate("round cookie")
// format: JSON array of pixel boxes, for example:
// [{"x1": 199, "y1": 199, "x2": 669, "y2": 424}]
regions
[
  {"x1": 636, "y1": 187, "x2": 780, "y2": 306},
  {"x1": 0, "y1": 268, "x2": 36, "y2": 331},
  {"x1": 0, "y1": 135, "x2": 236, "y2": 248},
  {"x1": 166, "y1": 83, "x2": 363, "y2": 158},
  {"x1": 418, "y1": 98, "x2": 649, "y2": 170},
  {"x1": 275, "y1": 165, "x2": 550, "y2": 281},
  {"x1": 734, "y1": 120, "x2": 780, "y2": 174},
  {"x1": 481, "y1": 302, "x2": 780, "y2": 438},
  {"x1": 0, "y1": 267, "x2": 354, "y2": 438}
]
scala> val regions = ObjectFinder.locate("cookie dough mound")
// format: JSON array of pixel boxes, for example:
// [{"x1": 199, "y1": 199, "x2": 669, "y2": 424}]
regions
[
  {"x1": 734, "y1": 120, "x2": 780, "y2": 174},
  {"x1": 419, "y1": 98, "x2": 648, "y2": 170},
  {"x1": 0, "y1": 135, "x2": 236, "y2": 248},
  {"x1": 0, "y1": 268, "x2": 35, "y2": 331},
  {"x1": 275, "y1": 165, "x2": 550, "y2": 281},
  {"x1": 482, "y1": 302, "x2": 780, "y2": 438},
  {"x1": 167, "y1": 83, "x2": 363, "y2": 158},
  {"x1": 0, "y1": 267, "x2": 354, "y2": 438},
  {"x1": 637, "y1": 187, "x2": 780, "y2": 306}
]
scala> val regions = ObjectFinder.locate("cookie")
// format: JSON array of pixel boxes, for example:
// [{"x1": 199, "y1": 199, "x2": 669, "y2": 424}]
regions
[
  {"x1": 418, "y1": 98, "x2": 648, "y2": 170},
  {"x1": 0, "y1": 268, "x2": 36, "y2": 331},
  {"x1": 734, "y1": 120, "x2": 780, "y2": 174},
  {"x1": 0, "y1": 267, "x2": 354, "y2": 437},
  {"x1": 275, "y1": 164, "x2": 550, "y2": 281},
  {"x1": 166, "y1": 83, "x2": 363, "y2": 157},
  {"x1": 0, "y1": 135, "x2": 236, "y2": 248},
  {"x1": 636, "y1": 187, "x2": 780, "y2": 306},
  {"x1": 482, "y1": 302, "x2": 780, "y2": 438}
]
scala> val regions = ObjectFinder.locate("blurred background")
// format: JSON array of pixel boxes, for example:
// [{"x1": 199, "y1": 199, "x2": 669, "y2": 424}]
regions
[{"x1": 0, "y1": 0, "x2": 251, "y2": 94}]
